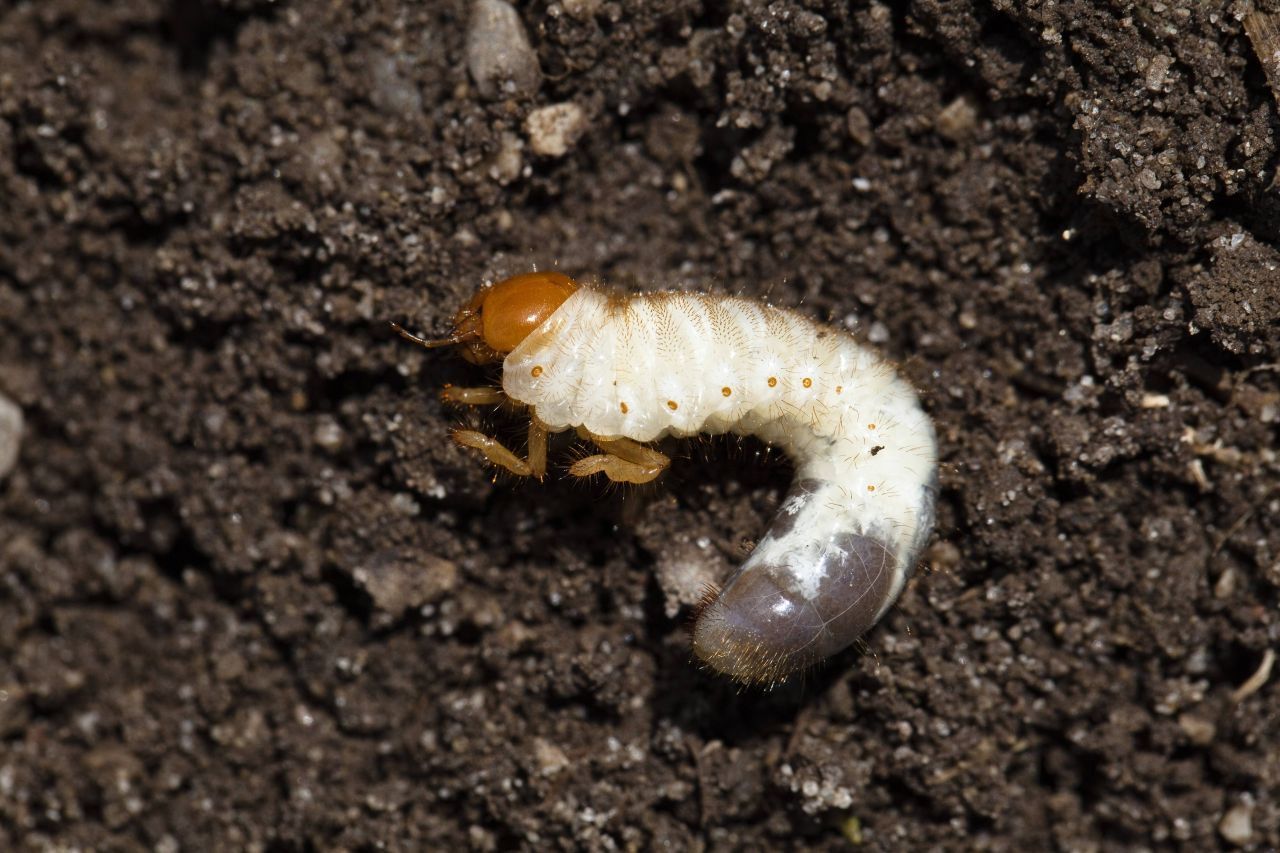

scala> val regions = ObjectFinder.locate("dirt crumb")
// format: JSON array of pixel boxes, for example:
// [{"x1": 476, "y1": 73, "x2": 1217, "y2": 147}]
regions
[{"x1": 525, "y1": 101, "x2": 589, "y2": 158}]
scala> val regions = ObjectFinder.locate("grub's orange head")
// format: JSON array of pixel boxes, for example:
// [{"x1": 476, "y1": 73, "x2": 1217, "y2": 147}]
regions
[{"x1": 394, "y1": 271, "x2": 579, "y2": 364}]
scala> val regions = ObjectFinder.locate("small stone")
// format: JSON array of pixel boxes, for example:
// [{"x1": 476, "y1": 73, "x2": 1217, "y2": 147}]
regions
[
  {"x1": 1140, "y1": 393, "x2": 1171, "y2": 409},
  {"x1": 1177, "y1": 713, "x2": 1216, "y2": 745},
  {"x1": 1214, "y1": 567, "x2": 1236, "y2": 599},
  {"x1": 487, "y1": 131, "x2": 524, "y2": 184},
  {"x1": 561, "y1": 0, "x2": 601, "y2": 19},
  {"x1": 368, "y1": 55, "x2": 423, "y2": 116},
  {"x1": 213, "y1": 652, "x2": 247, "y2": 682},
  {"x1": 532, "y1": 737, "x2": 571, "y2": 776},
  {"x1": 525, "y1": 102, "x2": 589, "y2": 157},
  {"x1": 936, "y1": 95, "x2": 978, "y2": 141},
  {"x1": 313, "y1": 418, "x2": 344, "y2": 452},
  {"x1": 0, "y1": 684, "x2": 30, "y2": 738},
  {"x1": 927, "y1": 541, "x2": 962, "y2": 572},
  {"x1": 468, "y1": 825, "x2": 498, "y2": 853},
  {"x1": 1218, "y1": 803, "x2": 1253, "y2": 846},
  {"x1": 353, "y1": 550, "x2": 459, "y2": 624},
  {"x1": 466, "y1": 0, "x2": 541, "y2": 100},
  {"x1": 654, "y1": 548, "x2": 721, "y2": 619},
  {"x1": 0, "y1": 392, "x2": 21, "y2": 480},
  {"x1": 1145, "y1": 54, "x2": 1173, "y2": 90},
  {"x1": 846, "y1": 106, "x2": 873, "y2": 146}
]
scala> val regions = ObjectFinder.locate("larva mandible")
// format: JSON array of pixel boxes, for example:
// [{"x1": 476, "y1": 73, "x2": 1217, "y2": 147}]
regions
[{"x1": 395, "y1": 271, "x2": 938, "y2": 686}]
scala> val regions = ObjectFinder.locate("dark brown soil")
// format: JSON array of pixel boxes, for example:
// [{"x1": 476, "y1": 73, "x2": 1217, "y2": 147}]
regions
[{"x1": 2, "y1": 1, "x2": 1278, "y2": 849}]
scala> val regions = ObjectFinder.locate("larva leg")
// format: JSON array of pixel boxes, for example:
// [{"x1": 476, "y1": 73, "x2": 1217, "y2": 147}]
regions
[
  {"x1": 452, "y1": 429, "x2": 533, "y2": 476},
  {"x1": 569, "y1": 432, "x2": 671, "y2": 485},
  {"x1": 452, "y1": 417, "x2": 549, "y2": 480},
  {"x1": 527, "y1": 418, "x2": 549, "y2": 478},
  {"x1": 440, "y1": 385, "x2": 506, "y2": 406}
]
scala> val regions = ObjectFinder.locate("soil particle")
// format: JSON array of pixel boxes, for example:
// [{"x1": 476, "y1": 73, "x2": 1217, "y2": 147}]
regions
[
  {"x1": 525, "y1": 101, "x2": 589, "y2": 157},
  {"x1": 352, "y1": 549, "x2": 460, "y2": 629},
  {"x1": 1219, "y1": 800, "x2": 1255, "y2": 846},
  {"x1": 467, "y1": 0, "x2": 543, "y2": 100},
  {"x1": 0, "y1": 392, "x2": 20, "y2": 479},
  {"x1": 2, "y1": 0, "x2": 1279, "y2": 850}
]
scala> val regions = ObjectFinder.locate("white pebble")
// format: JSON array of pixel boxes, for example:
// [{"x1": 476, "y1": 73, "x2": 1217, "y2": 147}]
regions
[
  {"x1": 488, "y1": 131, "x2": 524, "y2": 183},
  {"x1": 561, "y1": 0, "x2": 601, "y2": 19},
  {"x1": 1218, "y1": 803, "x2": 1253, "y2": 846},
  {"x1": 1145, "y1": 54, "x2": 1173, "y2": 90},
  {"x1": 0, "y1": 393, "x2": 21, "y2": 480},
  {"x1": 466, "y1": 0, "x2": 541, "y2": 100},
  {"x1": 313, "y1": 419, "x2": 344, "y2": 451},
  {"x1": 525, "y1": 102, "x2": 588, "y2": 157},
  {"x1": 532, "y1": 738, "x2": 570, "y2": 777}
]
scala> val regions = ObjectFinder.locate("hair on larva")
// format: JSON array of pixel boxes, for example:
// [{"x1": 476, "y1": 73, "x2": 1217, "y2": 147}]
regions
[{"x1": 395, "y1": 271, "x2": 939, "y2": 686}]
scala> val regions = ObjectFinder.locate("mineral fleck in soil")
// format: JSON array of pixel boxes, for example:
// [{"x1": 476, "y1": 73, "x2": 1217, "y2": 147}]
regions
[{"x1": 1, "y1": 0, "x2": 1278, "y2": 849}]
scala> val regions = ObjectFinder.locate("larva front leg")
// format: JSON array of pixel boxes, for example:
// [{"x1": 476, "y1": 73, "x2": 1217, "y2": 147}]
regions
[
  {"x1": 451, "y1": 417, "x2": 549, "y2": 479},
  {"x1": 569, "y1": 431, "x2": 671, "y2": 485}
]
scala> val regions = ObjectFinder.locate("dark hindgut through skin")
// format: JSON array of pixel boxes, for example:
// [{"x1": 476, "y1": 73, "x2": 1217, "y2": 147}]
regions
[{"x1": 692, "y1": 476, "x2": 899, "y2": 684}]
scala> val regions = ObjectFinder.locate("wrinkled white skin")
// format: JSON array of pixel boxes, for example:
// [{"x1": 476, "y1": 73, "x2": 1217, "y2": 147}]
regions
[{"x1": 503, "y1": 286, "x2": 938, "y2": 683}]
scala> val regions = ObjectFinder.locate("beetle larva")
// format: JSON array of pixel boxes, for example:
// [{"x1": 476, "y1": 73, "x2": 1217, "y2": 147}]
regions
[{"x1": 395, "y1": 271, "x2": 938, "y2": 686}]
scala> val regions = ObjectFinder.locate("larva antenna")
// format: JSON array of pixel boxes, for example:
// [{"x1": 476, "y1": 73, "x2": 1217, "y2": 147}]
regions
[{"x1": 389, "y1": 322, "x2": 478, "y2": 349}]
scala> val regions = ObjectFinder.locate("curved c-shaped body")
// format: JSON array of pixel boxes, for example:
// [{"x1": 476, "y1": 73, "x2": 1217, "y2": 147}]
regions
[{"x1": 501, "y1": 286, "x2": 938, "y2": 686}]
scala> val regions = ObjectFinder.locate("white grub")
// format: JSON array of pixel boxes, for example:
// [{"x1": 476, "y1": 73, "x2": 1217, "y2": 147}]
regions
[{"x1": 503, "y1": 285, "x2": 938, "y2": 685}]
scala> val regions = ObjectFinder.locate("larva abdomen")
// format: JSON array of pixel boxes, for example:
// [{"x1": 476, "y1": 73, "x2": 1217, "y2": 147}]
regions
[
  {"x1": 692, "y1": 490, "x2": 898, "y2": 680},
  {"x1": 499, "y1": 285, "x2": 938, "y2": 686},
  {"x1": 508, "y1": 293, "x2": 826, "y2": 438}
]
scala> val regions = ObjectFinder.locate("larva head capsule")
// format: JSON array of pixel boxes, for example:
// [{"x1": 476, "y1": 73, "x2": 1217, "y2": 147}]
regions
[
  {"x1": 407, "y1": 270, "x2": 578, "y2": 361},
  {"x1": 399, "y1": 271, "x2": 579, "y2": 363}
]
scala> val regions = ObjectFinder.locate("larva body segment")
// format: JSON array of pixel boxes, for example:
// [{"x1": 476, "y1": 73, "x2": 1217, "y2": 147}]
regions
[{"x1": 500, "y1": 286, "x2": 938, "y2": 686}]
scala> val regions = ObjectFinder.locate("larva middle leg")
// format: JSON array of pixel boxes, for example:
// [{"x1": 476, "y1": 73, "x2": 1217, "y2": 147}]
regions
[
  {"x1": 440, "y1": 385, "x2": 506, "y2": 406},
  {"x1": 568, "y1": 431, "x2": 670, "y2": 484},
  {"x1": 452, "y1": 417, "x2": 549, "y2": 479}
]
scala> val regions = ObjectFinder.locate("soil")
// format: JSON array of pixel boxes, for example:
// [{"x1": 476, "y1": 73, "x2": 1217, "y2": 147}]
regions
[{"x1": 2, "y1": 0, "x2": 1279, "y2": 849}]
